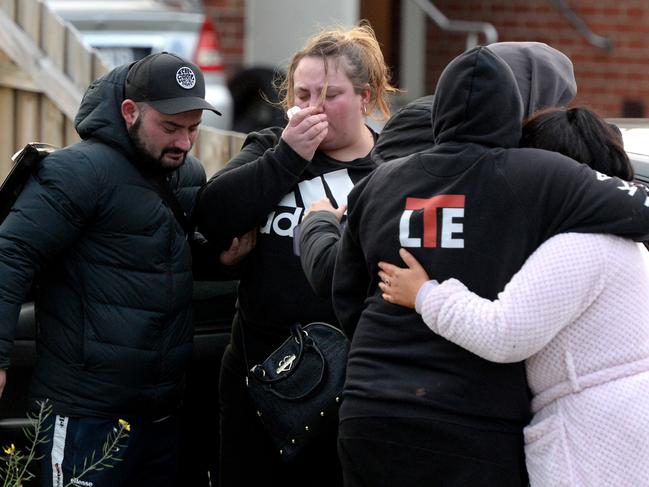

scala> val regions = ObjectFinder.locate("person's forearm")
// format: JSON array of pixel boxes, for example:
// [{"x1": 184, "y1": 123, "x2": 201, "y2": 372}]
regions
[
  {"x1": 196, "y1": 137, "x2": 311, "y2": 249},
  {"x1": 418, "y1": 233, "x2": 606, "y2": 363},
  {"x1": 299, "y1": 211, "x2": 342, "y2": 297}
]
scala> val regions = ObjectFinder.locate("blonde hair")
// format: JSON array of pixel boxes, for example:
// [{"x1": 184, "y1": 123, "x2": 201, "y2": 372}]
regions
[{"x1": 278, "y1": 21, "x2": 397, "y2": 120}]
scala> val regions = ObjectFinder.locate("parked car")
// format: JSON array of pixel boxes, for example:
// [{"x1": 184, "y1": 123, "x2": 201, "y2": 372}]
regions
[
  {"x1": 43, "y1": 0, "x2": 233, "y2": 131},
  {"x1": 616, "y1": 121, "x2": 649, "y2": 185}
]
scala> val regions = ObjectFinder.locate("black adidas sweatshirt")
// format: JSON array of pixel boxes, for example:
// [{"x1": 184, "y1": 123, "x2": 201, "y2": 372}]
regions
[
  {"x1": 333, "y1": 47, "x2": 649, "y2": 428},
  {"x1": 196, "y1": 127, "x2": 376, "y2": 360}
]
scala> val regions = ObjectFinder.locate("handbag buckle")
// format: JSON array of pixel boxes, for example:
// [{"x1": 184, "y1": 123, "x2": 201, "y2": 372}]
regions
[{"x1": 276, "y1": 354, "x2": 297, "y2": 374}]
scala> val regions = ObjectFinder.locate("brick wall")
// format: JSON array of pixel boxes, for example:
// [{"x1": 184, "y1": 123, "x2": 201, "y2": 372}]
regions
[
  {"x1": 202, "y1": 0, "x2": 245, "y2": 80},
  {"x1": 202, "y1": 0, "x2": 649, "y2": 118},
  {"x1": 427, "y1": 0, "x2": 649, "y2": 117}
]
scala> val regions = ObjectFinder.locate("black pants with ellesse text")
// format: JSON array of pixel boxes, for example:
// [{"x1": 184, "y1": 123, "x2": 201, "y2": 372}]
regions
[{"x1": 39, "y1": 413, "x2": 180, "y2": 487}]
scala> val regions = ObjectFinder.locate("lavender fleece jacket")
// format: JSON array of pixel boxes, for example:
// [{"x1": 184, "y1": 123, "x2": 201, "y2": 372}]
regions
[{"x1": 417, "y1": 233, "x2": 649, "y2": 487}]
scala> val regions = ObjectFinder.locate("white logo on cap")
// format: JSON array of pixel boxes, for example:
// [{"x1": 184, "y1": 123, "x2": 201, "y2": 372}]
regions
[{"x1": 176, "y1": 67, "x2": 196, "y2": 89}]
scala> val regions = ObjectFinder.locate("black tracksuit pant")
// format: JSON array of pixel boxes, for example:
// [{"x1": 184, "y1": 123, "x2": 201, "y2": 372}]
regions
[
  {"x1": 39, "y1": 412, "x2": 180, "y2": 487},
  {"x1": 338, "y1": 416, "x2": 528, "y2": 487}
]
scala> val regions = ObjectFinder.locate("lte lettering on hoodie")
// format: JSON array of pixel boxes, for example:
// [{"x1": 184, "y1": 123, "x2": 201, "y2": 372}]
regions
[{"x1": 400, "y1": 195, "x2": 466, "y2": 248}]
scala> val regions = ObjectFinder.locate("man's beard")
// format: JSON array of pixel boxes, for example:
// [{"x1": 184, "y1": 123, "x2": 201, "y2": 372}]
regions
[{"x1": 128, "y1": 117, "x2": 187, "y2": 173}]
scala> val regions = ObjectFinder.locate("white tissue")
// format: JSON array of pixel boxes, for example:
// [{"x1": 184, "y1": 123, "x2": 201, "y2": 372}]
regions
[{"x1": 287, "y1": 106, "x2": 301, "y2": 120}]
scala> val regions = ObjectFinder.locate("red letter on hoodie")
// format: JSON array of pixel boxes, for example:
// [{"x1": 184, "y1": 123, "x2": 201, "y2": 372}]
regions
[{"x1": 404, "y1": 195, "x2": 465, "y2": 248}]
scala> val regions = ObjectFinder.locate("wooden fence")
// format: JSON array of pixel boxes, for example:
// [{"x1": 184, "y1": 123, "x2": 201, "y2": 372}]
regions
[{"x1": 0, "y1": 0, "x2": 245, "y2": 182}]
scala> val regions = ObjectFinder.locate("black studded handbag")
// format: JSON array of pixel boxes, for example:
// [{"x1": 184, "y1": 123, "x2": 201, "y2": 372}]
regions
[{"x1": 244, "y1": 322, "x2": 350, "y2": 463}]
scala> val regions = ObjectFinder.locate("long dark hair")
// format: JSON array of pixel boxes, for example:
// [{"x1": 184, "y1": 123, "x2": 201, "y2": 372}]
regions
[{"x1": 521, "y1": 107, "x2": 634, "y2": 181}]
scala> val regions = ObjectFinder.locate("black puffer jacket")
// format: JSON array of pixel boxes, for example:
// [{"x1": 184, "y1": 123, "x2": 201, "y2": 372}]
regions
[{"x1": 0, "y1": 64, "x2": 205, "y2": 420}]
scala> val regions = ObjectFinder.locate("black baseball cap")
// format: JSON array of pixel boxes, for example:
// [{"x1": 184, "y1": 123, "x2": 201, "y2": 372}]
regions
[{"x1": 125, "y1": 52, "x2": 221, "y2": 116}]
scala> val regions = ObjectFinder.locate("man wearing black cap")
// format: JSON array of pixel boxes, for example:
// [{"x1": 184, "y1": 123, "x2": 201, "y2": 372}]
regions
[
  {"x1": 0, "y1": 52, "x2": 225, "y2": 486},
  {"x1": 122, "y1": 52, "x2": 221, "y2": 171}
]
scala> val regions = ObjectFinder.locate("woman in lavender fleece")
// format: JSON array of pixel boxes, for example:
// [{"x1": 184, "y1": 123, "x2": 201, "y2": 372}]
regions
[{"x1": 378, "y1": 107, "x2": 649, "y2": 487}]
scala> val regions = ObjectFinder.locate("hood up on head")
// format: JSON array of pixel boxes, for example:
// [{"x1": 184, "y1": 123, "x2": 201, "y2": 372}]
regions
[
  {"x1": 74, "y1": 63, "x2": 137, "y2": 158},
  {"x1": 431, "y1": 46, "x2": 522, "y2": 148},
  {"x1": 372, "y1": 95, "x2": 435, "y2": 164},
  {"x1": 486, "y1": 41, "x2": 576, "y2": 118},
  {"x1": 373, "y1": 42, "x2": 577, "y2": 162}
]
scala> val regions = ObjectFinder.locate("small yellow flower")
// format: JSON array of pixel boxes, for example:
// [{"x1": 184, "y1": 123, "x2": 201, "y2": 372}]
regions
[
  {"x1": 118, "y1": 419, "x2": 131, "y2": 432},
  {"x1": 2, "y1": 443, "x2": 16, "y2": 455}
]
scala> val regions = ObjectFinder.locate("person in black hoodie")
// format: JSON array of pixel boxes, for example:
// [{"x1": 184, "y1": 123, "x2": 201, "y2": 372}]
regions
[
  {"x1": 377, "y1": 107, "x2": 649, "y2": 487},
  {"x1": 194, "y1": 23, "x2": 396, "y2": 487},
  {"x1": 0, "y1": 53, "x2": 223, "y2": 486},
  {"x1": 332, "y1": 47, "x2": 649, "y2": 486},
  {"x1": 299, "y1": 41, "x2": 579, "y2": 297}
]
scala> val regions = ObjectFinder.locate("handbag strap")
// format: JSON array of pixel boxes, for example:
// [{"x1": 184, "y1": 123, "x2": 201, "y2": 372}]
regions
[
  {"x1": 240, "y1": 315, "x2": 252, "y2": 381},
  {"x1": 98, "y1": 142, "x2": 192, "y2": 236},
  {"x1": 239, "y1": 313, "x2": 266, "y2": 384},
  {"x1": 249, "y1": 323, "x2": 311, "y2": 384},
  {"x1": 147, "y1": 176, "x2": 192, "y2": 236}
]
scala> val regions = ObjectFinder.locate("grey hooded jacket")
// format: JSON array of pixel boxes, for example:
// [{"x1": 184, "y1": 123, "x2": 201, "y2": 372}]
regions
[{"x1": 0, "y1": 64, "x2": 205, "y2": 419}]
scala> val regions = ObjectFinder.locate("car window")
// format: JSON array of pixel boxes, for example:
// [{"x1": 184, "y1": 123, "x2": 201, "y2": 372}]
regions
[{"x1": 619, "y1": 126, "x2": 649, "y2": 185}]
